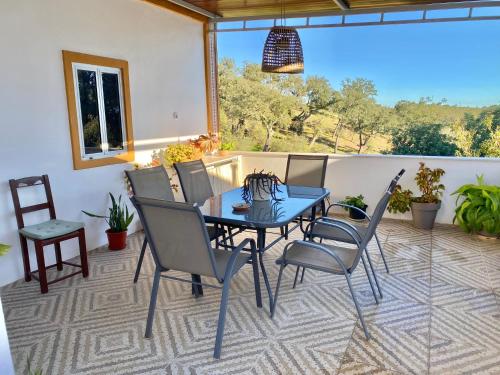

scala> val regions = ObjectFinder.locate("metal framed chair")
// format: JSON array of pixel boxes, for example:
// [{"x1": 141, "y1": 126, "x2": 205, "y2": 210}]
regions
[
  {"x1": 9, "y1": 175, "x2": 89, "y2": 294},
  {"x1": 174, "y1": 159, "x2": 228, "y2": 244},
  {"x1": 294, "y1": 169, "x2": 405, "y2": 286},
  {"x1": 283, "y1": 154, "x2": 329, "y2": 236},
  {"x1": 272, "y1": 188, "x2": 394, "y2": 340},
  {"x1": 131, "y1": 196, "x2": 261, "y2": 359},
  {"x1": 125, "y1": 166, "x2": 175, "y2": 283}
]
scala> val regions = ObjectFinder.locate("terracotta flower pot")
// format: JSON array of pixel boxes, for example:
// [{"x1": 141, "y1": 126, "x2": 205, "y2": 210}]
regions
[{"x1": 106, "y1": 229, "x2": 127, "y2": 251}]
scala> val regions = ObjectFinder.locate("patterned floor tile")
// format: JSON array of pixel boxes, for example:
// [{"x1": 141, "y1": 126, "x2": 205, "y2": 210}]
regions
[{"x1": 1, "y1": 221, "x2": 499, "y2": 374}]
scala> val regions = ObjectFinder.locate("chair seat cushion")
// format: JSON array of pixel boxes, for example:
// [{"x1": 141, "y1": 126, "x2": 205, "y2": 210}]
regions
[
  {"x1": 19, "y1": 219, "x2": 83, "y2": 240},
  {"x1": 311, "y1": 220, "x2": 366, "y2": 244},
  {"x1": 213, "y1": 249, "x2": 250, "y2": 280},
  {"x1": 276, "y1": 241, "x2": 357, "y2": 274}
]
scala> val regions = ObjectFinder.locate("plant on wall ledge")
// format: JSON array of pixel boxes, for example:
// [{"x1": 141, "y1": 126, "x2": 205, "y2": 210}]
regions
[
  {"x1": 190, "y1": 133, "x2": 220, "y2": 155},
  {"x1": 452, "y1": 175, "x2": 500, "y2": 238},
  {"x1": 151, "y1": 143, "x2": 201, "y2": 167},
  {"x1": 387, "y1": 162, "x2": 445, "y2": 229},
  {"x1": 0, "y1": 243, "x2": 10, "y2": 256}
]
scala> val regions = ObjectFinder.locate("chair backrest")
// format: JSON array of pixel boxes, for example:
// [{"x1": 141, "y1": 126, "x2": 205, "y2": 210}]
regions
[
  {"x1": 9, "y1": 175, "x2": 56, "y2": 229},
  {"x1": 131, "y1": 196, "x2": 221, "y2": 280},
  {"x1": 174, "y1": 159, "x2": 213, "y2": 203},
  {"x1": 284, "y1": 154, "x2": 328, "y2": 188},
  {"x1": 125, "y1": 166, "x2": 175, "y2": 201},
  {"x1": 387, "y1": 169, "x2": 405, "y2": 194},
  {"x1": 360, "y1": 188, "x2": 393, "y2": 251}
]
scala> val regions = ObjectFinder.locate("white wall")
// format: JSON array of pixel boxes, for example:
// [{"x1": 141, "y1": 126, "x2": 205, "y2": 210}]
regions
[
  {"x1": 236, "y1": 151, "x2": 500, "y2": 224},
  {"x1": 0, "y1": 0, "x2": 208, "y2": 286}
]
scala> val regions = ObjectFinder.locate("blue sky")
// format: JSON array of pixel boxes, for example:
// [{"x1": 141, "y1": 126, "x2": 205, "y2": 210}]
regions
[{"x1": 217, "y1": 20, "x2": 500, "y2": 107}]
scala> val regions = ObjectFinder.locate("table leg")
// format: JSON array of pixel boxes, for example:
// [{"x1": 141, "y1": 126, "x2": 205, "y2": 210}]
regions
[{"x1": 257, "y1": 228, "x2": 273, "y2": 312}]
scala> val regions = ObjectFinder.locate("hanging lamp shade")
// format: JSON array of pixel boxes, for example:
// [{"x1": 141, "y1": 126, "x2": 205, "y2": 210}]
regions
[{"x1": 261, "y1": 26, "x2": 304, "y2": 74}]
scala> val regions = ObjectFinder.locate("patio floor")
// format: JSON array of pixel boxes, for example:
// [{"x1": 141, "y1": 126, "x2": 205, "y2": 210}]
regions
[{"x1": 1, "y1": 220, "x2": 500, "y2": 374}]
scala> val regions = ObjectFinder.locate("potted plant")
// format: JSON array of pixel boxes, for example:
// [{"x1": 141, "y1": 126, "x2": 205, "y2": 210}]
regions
[
  {"x1": 190, "y1": 133, "x2": 220, "y2": 155},
  {"x1": 83, "y1": 193, "x2": 134, "y2": 250},
  {"x1": 387, "y1": 162, "x2": 445, "y2": 229},
  {"x1": 242, "y1": 170, "x2": 283, "y2": 202},
  {"x1": 339, "y1": 195, "x2": 368, "y2": 220},
  {"x1": 452, "y1": 175, "x2": 500, "y2": 239},
  {"x1": 0, "y1": 243, "x2": 10, "y2": 256}
]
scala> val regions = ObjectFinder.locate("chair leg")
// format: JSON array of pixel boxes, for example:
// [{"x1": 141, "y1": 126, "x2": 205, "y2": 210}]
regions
[
  {"x1": 78, "y1": 229, "x2": 89, "y2": 278},
  {"x1": 214, "y1": 276, "x2": 232, "y2": 359},
  {"x1": 54, "y1": 242, "x2": 63, "y2": 271},
  {"x1": 364, "y1": 248, "x2": 383, "y2": 299},
  {"x1": 374, "y1": 232, "x2": 390, "y2": 273},
  {"x1": 145, "y1": 268, "x2": 161, "y2": 338},
  {"x1": 345, "y1": 273, "x2": 370, "y2": 340},
  {"x1": 134, "y1": 237, "x2": 148, "y2": 283},
  {"x1": 191, "y1": 274, "x2": 203, "y2": 297},
  {"x1": 361, "y1": 255, "x2": 379, "y2": 304},
  {"x1": 271, "y1": 264, "x2": 285, "y2": 318},
  {"x1": 251, "y1": 249, "x2": 262, "y2": 308},
  {"x1": 292, "y1": 266, "x2": 300, "y2": 289},
  {"x1": 19, "y1": 235, "x2": 31, "y2": 282},
  {"x1": 300, "y1": 267, "x2": 306, "y2": 284},
  {"x1": 34, "y1": 240, "x2": 48, "y2": 294}
]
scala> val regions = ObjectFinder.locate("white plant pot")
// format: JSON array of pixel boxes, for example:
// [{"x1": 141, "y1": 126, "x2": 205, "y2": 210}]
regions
[{"x1": 249, "y1": 178, "x2": 271, "y2": 201}]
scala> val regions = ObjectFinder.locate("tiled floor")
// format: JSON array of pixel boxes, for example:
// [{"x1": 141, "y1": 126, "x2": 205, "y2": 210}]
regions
[{"x1": 1, "y1": 220, "x2": 499, "y2": 374}]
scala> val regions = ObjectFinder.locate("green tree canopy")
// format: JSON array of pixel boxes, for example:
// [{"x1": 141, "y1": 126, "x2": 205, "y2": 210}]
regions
[{"x1": 390, "y1": 123, "x2": 458, "y2": 156}]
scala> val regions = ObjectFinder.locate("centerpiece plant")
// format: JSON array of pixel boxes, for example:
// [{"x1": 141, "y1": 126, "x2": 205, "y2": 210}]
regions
[
  {"x1": 83, "y1": 193, "x2": 134, "y2": 250},
  {"x1": 387, "y1": 162, "x2": 445, "y2": 229},
  {"x1": 452, "y1": 175, "x2": 500, "y2": 238},
  {"x1": 339, "y1": 195, "x2": 368, "y2": 220},
  {"x1": 242, "y1": 170, "x2": 283, "y2": 202}
]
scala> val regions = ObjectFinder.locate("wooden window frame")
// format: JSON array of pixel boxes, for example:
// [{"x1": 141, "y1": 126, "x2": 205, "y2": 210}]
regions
[{"x1": 62, "y1": 50, "x2": 134, "y2": 170}]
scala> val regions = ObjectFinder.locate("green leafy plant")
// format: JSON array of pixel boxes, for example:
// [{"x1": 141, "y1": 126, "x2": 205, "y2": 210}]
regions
[
  {"x1": 387, "y1": 162, "x2": 445, "y2": 213},
  {"x1": 220, "y1": 141, "x2": 235, "y2": 151},
  {"x1": 0, "y1": 243, "x2": 11, "y2": 256},
  {"x1": 452, "y1": 175, "x2": 500, "y2": 236},
  {"x1": 82, "y1": 193, "x2": 134, "y2": 233},
  {"x1": 338, "y1": 195, "x2": 367, "y2": 211},
  {"x1": 163, "y1": 143, "x2": 201, "y2": 167}
]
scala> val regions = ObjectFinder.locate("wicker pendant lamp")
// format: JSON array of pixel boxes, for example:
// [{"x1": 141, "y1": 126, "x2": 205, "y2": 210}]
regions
[{"x1": 261, "y1": 1, "x2": 304, "y2": 74}]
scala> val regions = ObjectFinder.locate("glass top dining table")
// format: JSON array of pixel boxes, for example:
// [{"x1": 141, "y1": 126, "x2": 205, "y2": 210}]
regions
[
  {"x1": 197, "y1": 184, "x2": 330, "y2": 312},
  {"x1": 198, "y1": 185, "x2": 330, "y2": 229}
]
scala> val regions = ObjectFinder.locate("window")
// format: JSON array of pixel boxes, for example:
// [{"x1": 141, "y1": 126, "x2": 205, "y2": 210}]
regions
[{"x1": 62, "y1": 51, "x2": 134, "y2": 169}]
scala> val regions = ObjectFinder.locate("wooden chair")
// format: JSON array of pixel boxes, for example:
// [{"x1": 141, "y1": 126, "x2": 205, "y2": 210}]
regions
[{"x1": 9, "y1": 175, "x2": 89, "y2": 294}]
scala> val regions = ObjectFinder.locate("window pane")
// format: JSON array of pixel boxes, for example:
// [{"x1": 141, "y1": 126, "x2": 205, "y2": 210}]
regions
[
  {"x1": 102, "y1": 73, "x2": 124, "y2": 151},
  {"x1": 77, "y1": 70, "x2": 102, "y2": 154}
]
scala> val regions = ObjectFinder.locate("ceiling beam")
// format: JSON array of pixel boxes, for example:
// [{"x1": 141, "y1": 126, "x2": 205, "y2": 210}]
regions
[
  {"x1": 215, "y1": 0, "x2": 496, "y2": 23},
  {"x1": 332, "y1": 0, "x2": 349, "y2": 11},
  {"x1": 142, "y1": 0, "x2": 215, "y2": 22}
]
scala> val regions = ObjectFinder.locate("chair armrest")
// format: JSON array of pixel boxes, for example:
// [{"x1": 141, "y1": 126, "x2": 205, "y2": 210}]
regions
[
  {"x1": 314, "y1": 217, "x2": 364, "y2": 242},
  {"x1": 221, "y1": 238, "x2": 254, "y2": 282},
  {"x1": 285, "y1": 240, "x2": 350, "y2": 274},
  {"x1": 326, "y1": 203, "x2": 372, "y2": 221},
  {"x1": 304, "y1": 218, "x2": 362, "y2": 245}
]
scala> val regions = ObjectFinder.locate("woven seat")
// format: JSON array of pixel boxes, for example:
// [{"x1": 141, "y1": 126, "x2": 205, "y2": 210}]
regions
[{"x1": 19, "y1": 219, "x2": 84, "y2": 240}]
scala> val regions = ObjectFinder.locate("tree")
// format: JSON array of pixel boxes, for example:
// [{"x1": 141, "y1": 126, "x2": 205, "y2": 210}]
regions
[
  {"x1": 289, "y1": 76, "x2": 336, "y2": 135},
  {"x1": 390, "y1": 124, "x2": 458, "y2": 156},
  {"x1": 333, "y1": 78, "x2": 380, "y2": 153}
]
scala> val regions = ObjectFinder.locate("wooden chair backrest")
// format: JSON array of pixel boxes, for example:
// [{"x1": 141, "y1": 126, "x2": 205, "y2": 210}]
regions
[{"x1": 9, "y1": 175, "x2": 56, "y2": 230}]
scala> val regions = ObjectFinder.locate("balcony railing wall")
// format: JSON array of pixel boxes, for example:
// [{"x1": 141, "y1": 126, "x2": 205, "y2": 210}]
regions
[{"x1": 232, "y1": 151, "x2": 500, "y2": 224}]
